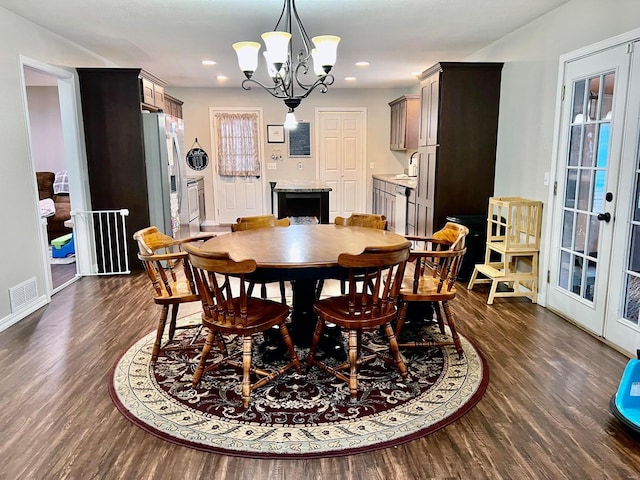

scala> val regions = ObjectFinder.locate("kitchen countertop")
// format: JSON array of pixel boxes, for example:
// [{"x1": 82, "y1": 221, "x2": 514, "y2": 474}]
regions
[
  {"x1": 274, "y1": 180, "x2": 332, "y2": 192},
  {"x1": 372, "y1": 174, "x2": 417, "y2": 189}
]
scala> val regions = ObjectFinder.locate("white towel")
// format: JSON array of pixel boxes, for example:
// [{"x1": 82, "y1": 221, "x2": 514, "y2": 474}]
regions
[
  {"x1": 39, "y1": 198, "x2": 55, "y2": 217},
  {"x1": 53, "y1": 171, "x2": 70, "y2": 194}
]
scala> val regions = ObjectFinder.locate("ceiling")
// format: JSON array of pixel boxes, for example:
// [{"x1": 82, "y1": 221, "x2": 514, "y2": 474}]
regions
[{"x1": 2, "y1": 0, "x2": 571, "y2": 89}]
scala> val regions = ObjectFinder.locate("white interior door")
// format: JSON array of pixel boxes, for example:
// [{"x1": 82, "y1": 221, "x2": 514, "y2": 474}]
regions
[
  {"x1": 317, "y1": 110, "x2": 366, "y2": 221},
  {"x1": 214, "y1": 176, "x2": 263, "y2": 224},
  {"x1": 547, "y1": 44, "x2": 630, "y2": 337},
  {"x1": 210, "y1": 108, "x2": 265, "y2": 224},
  {"x1": 604, "y1": 40, "x2": 640, "y2": 354}
]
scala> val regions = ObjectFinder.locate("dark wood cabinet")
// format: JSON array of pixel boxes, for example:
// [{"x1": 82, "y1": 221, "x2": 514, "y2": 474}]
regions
[
  {"x1": 372, "y1": 176, "x2": 412, "y2": 233},
  {"x1": 389, "y1": 95, "x2": 420, "y2": 151},
  {"x1": 373, "y1": 178, "x2": 396, "y2": 229},
  {"x1": 414, "y1": 62, "x2": 503, "y2": 237},
  {"x1": 164, "y1": 93, "x2": 183, "y2": 118},
  {"x1": 77, "y1": 68, "x2": 182, "y2": 270},
  {"x1": 407, "y1": 188, "x2": 416, "y2": 236},
  {"x1": 418, "y1": 73, "x2": 439, "y2": 147}
]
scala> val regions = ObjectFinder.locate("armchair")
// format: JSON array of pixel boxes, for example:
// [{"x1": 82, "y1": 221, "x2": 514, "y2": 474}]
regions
[{"x1": 36, "y1": 171, "x2": 72, "y2": 242}]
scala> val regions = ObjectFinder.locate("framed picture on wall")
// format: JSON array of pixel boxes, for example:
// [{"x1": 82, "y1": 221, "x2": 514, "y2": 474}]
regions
[
  {"x1": 267, "y1": 124, "x2": 285, "y2": 143},
  {"x1": 288, "y1": 122, "x2": 311, "y2": 157}
]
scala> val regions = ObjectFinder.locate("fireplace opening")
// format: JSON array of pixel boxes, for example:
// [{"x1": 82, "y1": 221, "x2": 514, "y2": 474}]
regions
[{"x1": 277, "y1": 191, "x2": 329, "y2": 224}]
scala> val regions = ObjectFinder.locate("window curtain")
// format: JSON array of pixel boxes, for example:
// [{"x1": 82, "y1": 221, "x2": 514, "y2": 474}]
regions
[{"x1": 215, "y1": 112, "x2": 260, "y2": 177}]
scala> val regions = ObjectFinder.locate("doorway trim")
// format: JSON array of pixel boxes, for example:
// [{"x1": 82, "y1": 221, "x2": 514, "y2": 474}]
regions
[
  {"x1": 18, "y1": 56, "x2": 91, "y2": 296},
  {"x1": 542, "y1": 27, "x2": 640, "y2": 307}
]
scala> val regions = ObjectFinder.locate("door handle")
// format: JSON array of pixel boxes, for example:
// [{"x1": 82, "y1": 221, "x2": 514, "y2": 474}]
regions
[{"x1": 597, "y1": 212, "x2": 611, "y2": 222}]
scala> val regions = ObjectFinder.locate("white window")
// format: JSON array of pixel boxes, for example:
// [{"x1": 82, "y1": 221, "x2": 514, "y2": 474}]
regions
[{"x1": 214, "y1": 112, "x2": 260, "y2": 177}]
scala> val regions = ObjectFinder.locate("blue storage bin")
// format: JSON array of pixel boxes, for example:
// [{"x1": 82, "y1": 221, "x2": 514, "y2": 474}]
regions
[{"x1": 51, "y1": 233, "x2": 75, "y2": 258}]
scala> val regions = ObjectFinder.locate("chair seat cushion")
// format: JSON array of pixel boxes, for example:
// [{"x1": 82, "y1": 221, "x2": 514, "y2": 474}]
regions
[
  {"x1": 202, "y1": 297, "x2": 289, "y2": 335},
  {"x1": 154, "y1": 279, "x2": 199, "y2": 304},
  {"x1": 400, "y1": 275, "x2": 457, "y2": 301},
  {"x1": 432, "y1": 228, "x2": 461, "y2": 244},
  {"x1": 313, "y1": 295, "x2": 397, "y2": 328}
]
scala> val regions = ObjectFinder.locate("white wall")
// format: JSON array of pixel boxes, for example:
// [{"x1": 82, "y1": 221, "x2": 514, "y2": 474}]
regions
[
  {"x1": 464, "y1": 0, "x2": 640, "y2": 302},
  {"x1": 0, "y1": 6, "x2": 111, "y2": 326},
  {"x1": 468, "y1": 0, "x2": 640, "y2": 200},
  {"x1": 26, "y1": 86, "x2": 66, "y2": 173},
  {"x1": 168, "y1": 86, "x2": 412, "y2": 223},
  {"x1": 4, "y1": 0, "x2": 638, "y2": 324}
]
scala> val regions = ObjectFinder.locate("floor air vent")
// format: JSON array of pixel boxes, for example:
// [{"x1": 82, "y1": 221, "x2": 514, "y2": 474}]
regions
[{"x1": 9, "y1": 277, "x2": 38, "y2": 313}]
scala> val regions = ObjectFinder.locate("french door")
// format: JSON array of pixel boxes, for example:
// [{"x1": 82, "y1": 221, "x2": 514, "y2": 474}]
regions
[
  {"x1": 604, "y1": 42, "x2": 640, "y2": 353},
  {"x1": 548, "y1": 41, "x2": 640, "y2": 354}
]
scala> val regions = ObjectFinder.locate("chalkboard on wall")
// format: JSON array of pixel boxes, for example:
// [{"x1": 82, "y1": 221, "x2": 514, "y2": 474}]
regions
[{"x1": 288, "y1": 122, "x2": 311, "y2": 157}]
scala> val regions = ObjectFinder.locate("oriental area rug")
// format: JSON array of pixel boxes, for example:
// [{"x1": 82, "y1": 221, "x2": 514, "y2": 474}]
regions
[{"x1": 110, "y1": 314, "x2": 488, "y2": 458}]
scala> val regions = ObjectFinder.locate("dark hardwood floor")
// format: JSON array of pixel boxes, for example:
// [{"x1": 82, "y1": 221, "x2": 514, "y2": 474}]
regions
[
  {"x1": 1, "y1": 272, "x2": 639, "y2": 479},
  {"x1": 51, "y1": 261, "x2": 77, "y2": 290}
]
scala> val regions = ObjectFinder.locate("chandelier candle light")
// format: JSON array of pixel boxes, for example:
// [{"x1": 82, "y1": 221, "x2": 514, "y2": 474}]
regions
[{"x1": 232, "y1": 0, "x2": 340, "y2": 130}]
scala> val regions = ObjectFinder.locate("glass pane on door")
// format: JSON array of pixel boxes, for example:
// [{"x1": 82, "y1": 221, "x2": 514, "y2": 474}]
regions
[
  {"x1": 557, "y1": 72, "x2": 615, "y2": 301},
  {"x1": 623, "y1": 129, "x2": 640, "y2": 325}
]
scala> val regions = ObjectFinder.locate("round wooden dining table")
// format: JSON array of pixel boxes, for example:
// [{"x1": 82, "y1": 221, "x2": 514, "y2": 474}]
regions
[{"x1": 200, "y1": 224, "x2": 409, "y2": 358}]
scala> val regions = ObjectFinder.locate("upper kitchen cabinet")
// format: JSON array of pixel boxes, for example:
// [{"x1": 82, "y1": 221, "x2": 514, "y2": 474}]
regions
[
  {"x1": 140, "y1": 70, "x2": 166, "y2": 111},
  {"x1": 389, "y1": 95, "x2": 420, "y2": 151},
  {"x1": 414, "y1": 62, "x2": 503, "y2": 237},
  {"x1": 164, "y1": 94, "x2": 183, "y2": 118},
  {"x1": 418, "y1": 73, "x2": 439, "y2": 146}
]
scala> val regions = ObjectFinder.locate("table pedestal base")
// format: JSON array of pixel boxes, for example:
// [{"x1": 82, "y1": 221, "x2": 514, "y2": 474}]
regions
[{"x1": 261, "y1": 276, "x2": 346, "y2": 363}]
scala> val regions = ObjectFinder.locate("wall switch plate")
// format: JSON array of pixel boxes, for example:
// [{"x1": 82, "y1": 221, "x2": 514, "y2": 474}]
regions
[
  {"x1": 297, "y1": 161, "x2": 303, "y2": 170},
  {"x1": 544, "y1": 171, "x2": 550, "y2": 186},
  {"x1": 370, "y1": 162, "x2": 375, "y2": 169},
  {"x1": 267, "y1": 162, "x2": 277, "y2": 170}
]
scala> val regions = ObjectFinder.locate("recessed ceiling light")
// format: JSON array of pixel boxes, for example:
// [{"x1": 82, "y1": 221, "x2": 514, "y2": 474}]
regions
[
  {"x1": 217, "y1": 75, "x2": 228, "y2": 81},
  {"x1": 355, "y1": 61, "x2": 369, "y2": 67},
  {"x1": 345, "y1": 77, "x2": 357, "y2": 81},
  {"x1": 202, "y1": 60, "x2": 217, "y2": 65}
]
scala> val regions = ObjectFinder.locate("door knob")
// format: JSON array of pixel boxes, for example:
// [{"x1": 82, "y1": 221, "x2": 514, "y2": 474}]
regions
[{"x1": 597, "y1": 212, "x2": 611, "y2": 222}]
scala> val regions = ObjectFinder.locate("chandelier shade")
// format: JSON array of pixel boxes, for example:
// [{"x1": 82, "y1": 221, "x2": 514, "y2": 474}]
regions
[
  {"x1": 232, "y1": 41, "x2": 261, "y2": 75},
  {"x1": 311, "y1": 35, "x2": 340, "y2": 71},
  {"x1": 264, "y1": 51, "x2": 285, "y2": 79},
  {"x1": 284, "y1": 110, "x2": 298, "y2": 130},
  {"x1": 261, "y1": 31, "x2": 291, "y2": 67},
  {"x1": 232, "y1": 0, "x2": 340, "y2": 128},
  {"x1": 310, "y1": 49, "x2": 325, "y2": 76}
]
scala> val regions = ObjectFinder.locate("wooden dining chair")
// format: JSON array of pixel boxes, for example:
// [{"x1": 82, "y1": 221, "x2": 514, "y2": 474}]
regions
[
  {"x1": 395, "y1": 222, "x2": 469, "y2": 358},
  {"x1": 306, "y1": 241, "x2": 412, "y2": 402},
  {"x1": 334, "y1": 213, "x2": 387, "y2": 230},
  {"x1": 133, "y1": 226, "x2": 215, "y2": 364},
  {"x1": 231, "y1": 215, "x2": 290, "y2": 304},
  {"x1": 316, "y1": 213, "x2": 388, "y2": 298},
  {"x1": 231, "y1": 214, "x2": 291, "y2": 231},
  {"x1": 428, "y1": 221, "x2": 468, "y2": 250},
  {"x1": 183, "y1": 242, "x2": 301, "y2": 409}
]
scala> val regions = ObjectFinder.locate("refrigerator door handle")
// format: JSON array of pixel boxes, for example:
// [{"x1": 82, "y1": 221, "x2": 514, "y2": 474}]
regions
[{"x1": 174, "y1": 135, "x2": 183, "y2": 211}]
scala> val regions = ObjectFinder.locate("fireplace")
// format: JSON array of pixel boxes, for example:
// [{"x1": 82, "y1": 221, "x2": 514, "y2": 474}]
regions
[{"x1": 274, "y1": 181, "x2": 331, "y2": 224}]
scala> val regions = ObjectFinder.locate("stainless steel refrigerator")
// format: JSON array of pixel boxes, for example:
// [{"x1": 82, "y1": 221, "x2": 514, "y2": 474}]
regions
[{"x1": 142, "y1": 112, "x2": 184, "y2": 237}]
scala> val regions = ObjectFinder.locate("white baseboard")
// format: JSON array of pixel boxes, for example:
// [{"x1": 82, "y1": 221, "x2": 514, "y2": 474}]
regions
[
  {"x1": 0, "y1": 295, "x2": 49, "y2": 334},
  {"x1": 200, "y1": 220, "x2": 217, "y2": 227}
]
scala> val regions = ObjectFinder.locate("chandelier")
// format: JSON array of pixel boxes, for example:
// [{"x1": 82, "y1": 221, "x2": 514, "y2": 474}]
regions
[{"x1": 232, "y1": 0, "x2": 340, "y2": 129}]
